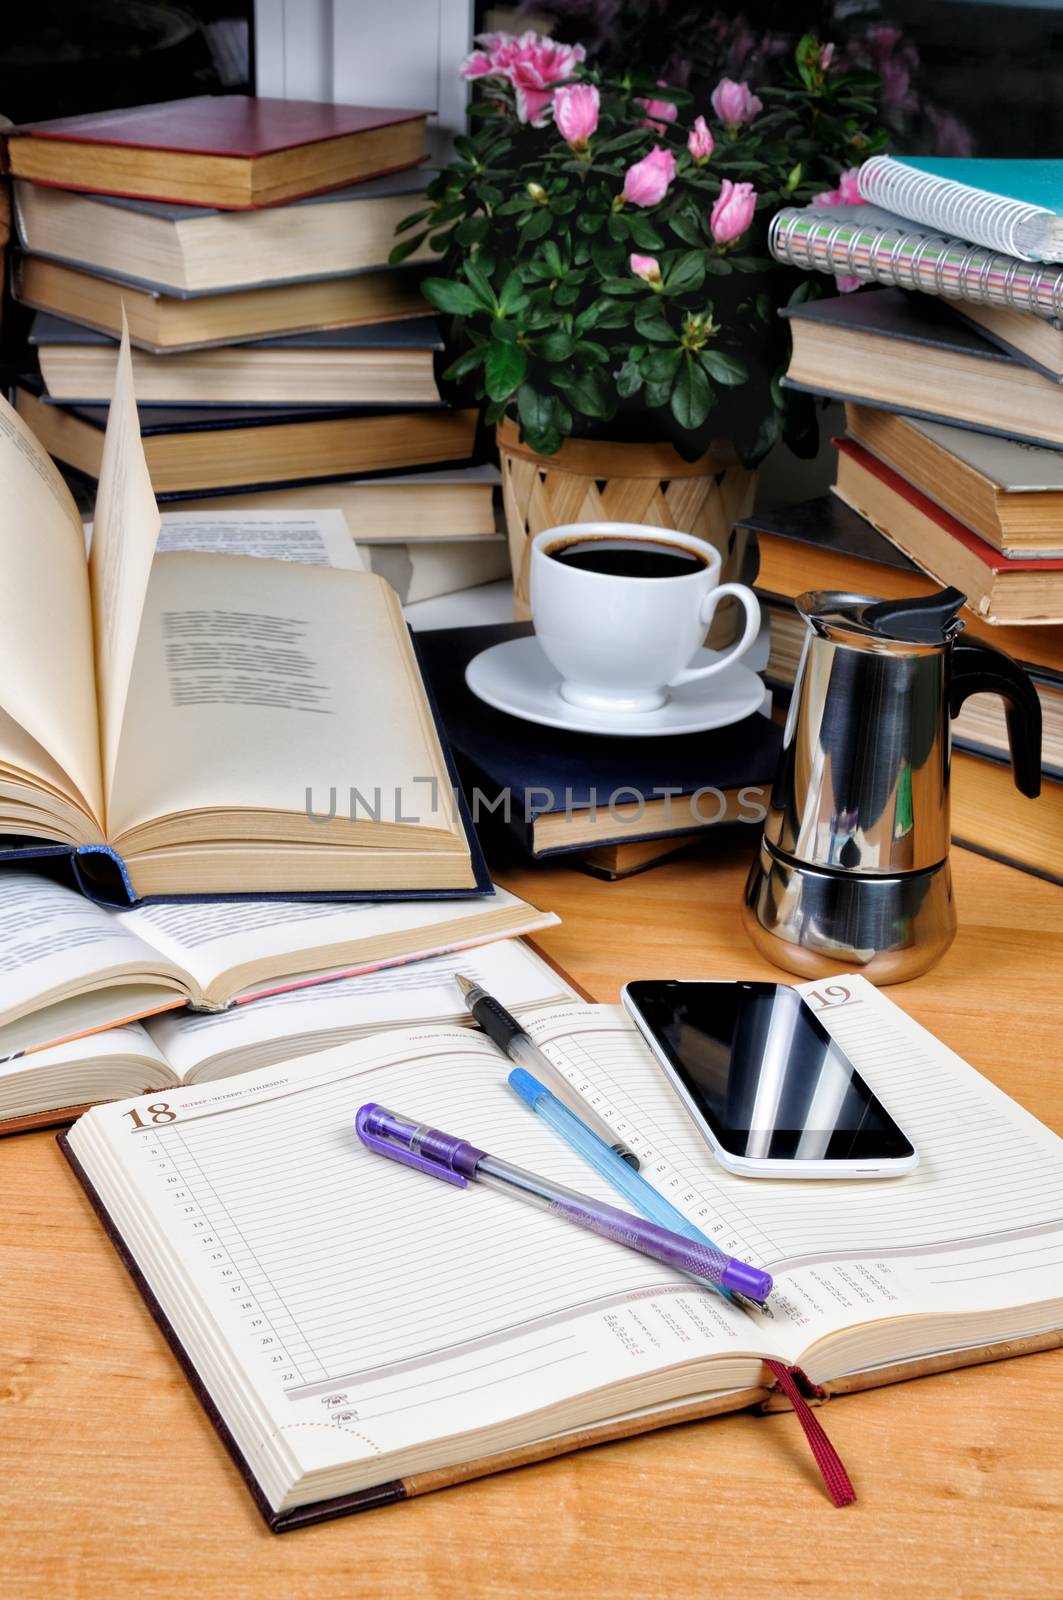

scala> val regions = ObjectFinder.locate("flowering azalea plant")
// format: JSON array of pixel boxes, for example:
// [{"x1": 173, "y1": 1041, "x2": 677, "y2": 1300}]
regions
[{"x1": 395, "y1": 30, "x2": 884, "y2": 460}]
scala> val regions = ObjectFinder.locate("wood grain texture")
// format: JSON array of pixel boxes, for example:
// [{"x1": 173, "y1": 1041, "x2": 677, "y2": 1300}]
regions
[{"x1": 2, "y1": 839, "x2": 1061, "y2": 1599}]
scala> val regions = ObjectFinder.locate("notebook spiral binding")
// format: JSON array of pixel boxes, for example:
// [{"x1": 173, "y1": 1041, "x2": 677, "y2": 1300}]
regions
[
  {"x1": 769, "y1": 208, "x2": 1063, "y2": 324},
  {"x1": 856, "y1": 156, "x2": 1048, "y2": 261}
]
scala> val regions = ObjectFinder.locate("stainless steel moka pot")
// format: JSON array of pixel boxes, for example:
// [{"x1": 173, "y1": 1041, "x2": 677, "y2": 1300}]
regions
[{"x1": 743, "y1": 587, "x2": 1042, "y2": 984}]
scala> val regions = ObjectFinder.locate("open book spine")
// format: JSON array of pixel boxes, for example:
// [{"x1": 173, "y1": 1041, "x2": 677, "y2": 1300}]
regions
[
  {"x1": 770, "y1": 208, "x2": 1063, "y2": 321},
  {"x1": 856, "y1": 156, "x2": 1052, "y2": 262}
]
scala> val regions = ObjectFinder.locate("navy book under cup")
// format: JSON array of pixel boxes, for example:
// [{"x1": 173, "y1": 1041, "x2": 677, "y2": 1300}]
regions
[{"x1": 416, "y1": 623, "x2": 783, "y2": 860}]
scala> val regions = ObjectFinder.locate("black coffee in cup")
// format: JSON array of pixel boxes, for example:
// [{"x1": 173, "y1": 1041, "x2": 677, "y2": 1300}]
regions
[{"x1": 545, "y1": 535, "x2": 709, "y2": 580}]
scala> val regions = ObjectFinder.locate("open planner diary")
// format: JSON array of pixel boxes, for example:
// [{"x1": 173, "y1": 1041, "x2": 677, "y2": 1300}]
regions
[
  {"x1": 62, "y1": 975, "x2": 1063, "y2": 1529},
  {"x1": 0, "y1": 319, "x2": 484, "y2": 899},
  {"x1": 0, "y1": 931, "x2": 574, "y2": 1129}
]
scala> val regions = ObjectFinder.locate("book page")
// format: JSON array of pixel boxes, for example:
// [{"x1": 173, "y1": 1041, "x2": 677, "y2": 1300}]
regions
[
  {"x1": 143, "y1": 939, "x2": 577, "y2": 1081},
  {"x1": 155, "y1": 509, "x2": 364, "y2": 568},
  {"x1": 107, "y1": 555, "x2": 457, "y2": 844},
  {"x1": 0, "y1": 396, "x2": 102, "y2": 823},
  {"x1": 0, "y1": 1020, "x2": 175, "y2": 1122},
  {"x1": 116, "y1": 883, "x2": 552, "y2": 998},
  {"x1": 69, "y1": 1029, "x2": 767, "y2": 1506},
  {"x1": 0, "y1": 871, "x2": 178, "y2": 1040},
  {"x1": 89, "y1": 313, "x2": 161, "y2": 808}
]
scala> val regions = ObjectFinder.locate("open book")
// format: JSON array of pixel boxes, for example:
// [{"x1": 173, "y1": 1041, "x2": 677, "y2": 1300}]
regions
[
  {"x1": 62, "y1": 976, "x2": 1063, "y2": 1528},
  {"x1": 0, "y1": 871, "x2": 555, "y2": 1063},
  {"x1": 0, "y1": 319, "x2": 484, "y2": 899},
  {"x1": 4, "y1": 937, "x2": 576, "y2": 1130}
]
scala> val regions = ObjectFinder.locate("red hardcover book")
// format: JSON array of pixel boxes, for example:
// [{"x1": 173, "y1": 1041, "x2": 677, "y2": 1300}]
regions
[
  {"x1": 834, "y1": 436, "x2": 1063, "y2": 625},
  {"x1": 5, "y1": 96, "x2": 428, "y2": 209}
]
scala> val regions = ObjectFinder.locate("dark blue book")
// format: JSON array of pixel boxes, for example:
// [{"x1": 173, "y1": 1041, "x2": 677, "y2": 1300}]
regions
[{"x1": 417, "y1": 623, "x2": 782, "y2": 860}]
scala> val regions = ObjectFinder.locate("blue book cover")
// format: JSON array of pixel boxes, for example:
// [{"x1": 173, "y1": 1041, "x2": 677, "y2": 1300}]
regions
[{"x1": 896, "y1": 159, "x2": 1063, "y2": 216}]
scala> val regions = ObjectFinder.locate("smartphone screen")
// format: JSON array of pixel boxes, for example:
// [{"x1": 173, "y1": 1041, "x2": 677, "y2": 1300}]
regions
[{"x1": 626, "y1": 981, "x2": 915, "y2": 1163}]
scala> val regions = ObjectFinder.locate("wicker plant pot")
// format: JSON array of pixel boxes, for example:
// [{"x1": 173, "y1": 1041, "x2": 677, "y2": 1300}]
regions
[{"x1": 497, "y1": 420, "x2": 758, "y2": 637}]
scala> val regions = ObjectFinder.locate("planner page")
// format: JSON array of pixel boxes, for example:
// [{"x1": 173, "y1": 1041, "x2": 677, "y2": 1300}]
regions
[
  {"x1": 67, "y1": 1028, "x2": 772, "y2": 1511},
  {"x1": 524, "y1": 985, "x2": 1063, "y2": 1370}
]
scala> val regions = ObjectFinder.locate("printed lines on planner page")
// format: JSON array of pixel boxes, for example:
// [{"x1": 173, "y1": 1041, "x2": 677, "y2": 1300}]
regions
[
  {"x1": 134, "y1": 1033, "x2": 749, "y2": 1405},
  {"x1": 525, "y1": 997, "x2": 1063, "y2": 1276}
]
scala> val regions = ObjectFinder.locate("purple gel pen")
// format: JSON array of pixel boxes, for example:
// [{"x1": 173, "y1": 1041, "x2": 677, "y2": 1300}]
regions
[{"x1": 355, "y1": 1103, "x2": 772, "y2": 1305}]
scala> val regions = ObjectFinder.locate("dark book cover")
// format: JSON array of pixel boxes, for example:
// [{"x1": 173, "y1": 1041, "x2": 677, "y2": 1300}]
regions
[
  {"x1": 30, "y1": 311, "x2": 443, "y2": 354},
  {"x1": 781, "y1": 286, "x2": 1016, "y2": 365},
  {"x1": 416, "y1": 623, "x2": 782, "y2": 858},
  {"x1": 738, "y1": 492, "x2": 917, "y2": 572},
  {"x1": 17, "y1": 374, "x2": 449, "y2": 432},
  {"x1": 9, "y1": 96, "x2": 426, "y2": 157}
]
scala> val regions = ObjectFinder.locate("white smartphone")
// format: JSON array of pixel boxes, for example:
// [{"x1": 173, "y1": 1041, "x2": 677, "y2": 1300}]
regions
[{"x1": 622, "y1": 979, "x2": 917, "y2": 1179}]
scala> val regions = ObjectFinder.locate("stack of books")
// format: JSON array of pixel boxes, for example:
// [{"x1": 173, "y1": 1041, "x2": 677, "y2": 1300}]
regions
[
  {"x1": 760, "y1": 161, "x2": 1063, "y2": 883},
  {"x1": 4, "y1": 95, "x2": 507, "y2": 605}
]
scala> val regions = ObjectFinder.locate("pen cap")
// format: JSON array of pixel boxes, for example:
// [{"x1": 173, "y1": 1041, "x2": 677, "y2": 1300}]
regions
[{"x1": 355, "y1": 1104, "x2": 485, "y2": 1186}]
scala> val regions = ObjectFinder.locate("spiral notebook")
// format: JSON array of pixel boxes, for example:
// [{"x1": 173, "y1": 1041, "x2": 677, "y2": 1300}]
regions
[
  {"x1": 857, "y1": 157, "x2": 1063, "y2": 263},
  {"x1": 60, "y1": 977, "x2": 1063, "y2": 1530}
]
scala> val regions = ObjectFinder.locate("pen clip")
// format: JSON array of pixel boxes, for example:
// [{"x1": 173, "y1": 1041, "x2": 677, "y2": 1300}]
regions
[{"x1": 354, "y1": 1103, "x2": 475, "y2": 1187}]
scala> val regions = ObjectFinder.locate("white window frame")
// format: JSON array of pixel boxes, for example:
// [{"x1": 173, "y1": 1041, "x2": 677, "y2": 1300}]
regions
[{"x1": 254, "y1": 0, "x2": 474, "y2": 141}]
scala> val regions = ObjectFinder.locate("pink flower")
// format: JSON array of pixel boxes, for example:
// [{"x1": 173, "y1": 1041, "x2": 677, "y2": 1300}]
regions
[
  {"x1": 460, "y1": 30, "x2": 586, "y2": 127},
  {"x1": 710, "y1": 77, "x2": 763, "y2": 129},
  {"x1": 821, "y1": 42, "x2": 835, "y2": 70},
  {"x1": 710, "y1": 179, "x2": 756, "y2": 245},
  {"x1": 636, "y1": 81, "x2": 679, "y2": 134},
  {"x1": 621, "y1": 146, "x2": 676, "y2": 207},
  {"x1": 554, "y1": 83, "x2": 599, "y2": 148},
  {"x1": 812, "y1": 166, "x2": 866, "y2": 207},
  {"x1": 630, "y1": 252, "x2": 662, "y2": 285},
  {"x1": 687, "y1": 115, "x2": 714, "y2": 162},
  {"x1": 834, "y1": 274, "x2": 862, "y2": 294}
]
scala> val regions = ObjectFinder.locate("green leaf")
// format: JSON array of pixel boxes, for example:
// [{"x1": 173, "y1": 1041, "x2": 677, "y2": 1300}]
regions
[
  {"x1": 455, "y1": 215, "x2": 490, "y2": 247},
  {"x1": 517, "y1": 383, "x2": 555, "y2": 437},
  {"x1": 633, "y1": 303, "x2": 676, "y2": 342},
  {"x1": 607, "y1": 213, "x2": 630, "y2": 242},
  {"x1": 463, "y1": 259, "x2": 497, "y2": 308},
  {"x1": 422, "y1": 278, "x2": 485, "y2": 316},
  {"x1": 664, "y1": 251, "x2": 706, "y2": 294},
  {"x1": 600, "y1": 276, "x2": 642, "y2": 296},
  {"x1": 441, "y1": 346, "x2": 487, "y2": 383},
  {"x1": 538, "y1": 332, "x2": 577, "y2": 361},
  {"x1": 642, "y1": 347, "x2": 682, "y2": 383},
  {"x1": 576, "y1": 212, "x2": 606, "y2": 234},
  {"x1": 543, "y1": 239, "x2": 565, "y2": 276},
  {"x1": 667, "y1": 214, "x2": 704, "y2": 247},
  {"x1": 644, "y1": 378, "x2": 672, "y2": 409},
  {"x1": 616, "y1": 360, "x2": 643, "y2": 398},
  {"x1": 555, "y1": 284, "x2": 580, "y2": 305},
  {"x1": 671, "y1": 354, "x2": 713, "y2": 430},
  {"x1": 593, "y1": 299, "x2": 633, "y2": 328},
  {"x1": 394, "y1": 206, "x2": 433, "y2": 235},
  {"x1": 521, "y1": 207, "x2": 554, "y2": 240},
  {"x1": 388, "y1": 231, "x2": 430, "y2": 265},
  {"x1": 627, "y1": 216, "x2": 664, "y2": 251},
  {"x1": 484, "y1": 340, "x2": 528, "y2": 402},
  {"x1": 554, "y1": 368, "x2": 610, "y2": 419},
  {"x1": 698, "y1": 349, "x2": 747, "y2": 386},
  {"x1": 592, "y1": 237, "x2": 625, "y2": 278},
  {"x1": 497, "y1": 269, "x2": 527, "y2": 314}
]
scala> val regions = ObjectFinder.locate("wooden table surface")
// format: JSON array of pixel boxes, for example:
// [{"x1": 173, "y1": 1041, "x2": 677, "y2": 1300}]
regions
[{"x1": 3, "y1": 839, "x2": 1062, "y2": 1599}]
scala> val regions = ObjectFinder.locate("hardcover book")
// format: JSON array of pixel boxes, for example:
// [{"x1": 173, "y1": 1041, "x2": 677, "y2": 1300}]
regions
[
  {"x1": 781, "y1": 288, "x2": 1063, "y2": 450},
  {"x1": 833, "y1": 436, "x2": 1063, "y2": 624},
  {"x1": 12, "y1": 169, "x2": 430, "y2": 294},
  {"x1": 5, "y1": 96, "x2": 428, "y2": 209},
  {"x1": 416, "y1": 623, "x2": 781, "y2": 858},
  {"x1": 13, "y1": 253, "x2": 429, "y2": 353},
  {"x1": 30, "y1": 312, "x2": 444, "y2": 408},
  {"x1": 14, "y1": 377, "x2": 477, "y2": 494},
  {"x1": 0, "y1": 933, "x2": 572, "y2": 1133},
  {"x1": 0, "y1": 323, "x2": 487, "y2": 901}
]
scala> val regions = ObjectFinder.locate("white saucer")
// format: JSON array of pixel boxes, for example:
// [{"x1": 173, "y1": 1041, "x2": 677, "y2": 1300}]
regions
[{"x1": 465, "y1": 635, "x2": 766, "y2": 737}]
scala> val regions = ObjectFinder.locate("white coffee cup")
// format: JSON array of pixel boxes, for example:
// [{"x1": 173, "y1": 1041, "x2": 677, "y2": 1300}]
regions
[{"x1": 530, "y1": 521, "x2": 761, "y2": 713}]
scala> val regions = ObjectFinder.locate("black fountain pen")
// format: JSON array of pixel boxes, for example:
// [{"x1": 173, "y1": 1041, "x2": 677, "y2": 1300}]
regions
[{"x1": 455, "y1": 973, "x2": 641, "y2": 1169}]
